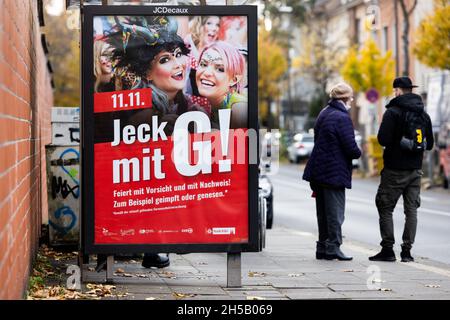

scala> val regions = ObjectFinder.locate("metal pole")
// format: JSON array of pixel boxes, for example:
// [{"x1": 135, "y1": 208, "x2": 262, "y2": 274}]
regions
[
  {"x1": 106, "y1": 255, "x2": 114, "y2": 283},
  {"x1": 227, "y1": 252, "x2": 241, "y2": 287}
]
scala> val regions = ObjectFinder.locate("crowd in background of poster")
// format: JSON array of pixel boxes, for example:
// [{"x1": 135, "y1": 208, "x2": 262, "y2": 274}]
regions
[{"x1": 91, "y1": 14, "x2": 250, "y2": 245}]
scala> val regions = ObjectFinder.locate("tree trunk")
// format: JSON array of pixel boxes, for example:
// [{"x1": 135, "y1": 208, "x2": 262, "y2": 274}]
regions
[
  {"x1": 402, "y1": 17, "x2": 409, "y2": 76},
  {"x1": 399, "y1": 0, "x2": 418, "y2": 76}
]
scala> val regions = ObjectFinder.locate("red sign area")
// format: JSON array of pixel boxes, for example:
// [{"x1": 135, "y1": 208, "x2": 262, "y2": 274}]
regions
[{"x1": 94, "y1": 88, "x2": 152, "y2": 113}]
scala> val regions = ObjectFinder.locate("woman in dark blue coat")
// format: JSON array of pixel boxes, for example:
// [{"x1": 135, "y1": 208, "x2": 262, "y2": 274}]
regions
[{"x1": 303, "y1": 83, "x2": 361, "y2": 261}]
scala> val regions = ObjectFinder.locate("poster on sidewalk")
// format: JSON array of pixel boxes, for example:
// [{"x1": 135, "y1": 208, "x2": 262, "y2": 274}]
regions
[{"x1": 82, "y1": 5, "x2": 258, "y2": 253}]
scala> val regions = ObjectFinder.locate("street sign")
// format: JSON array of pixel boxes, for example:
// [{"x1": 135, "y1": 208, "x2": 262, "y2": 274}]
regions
[
  {"x1": 81, "y1": 5, "x2": 259, "y2": 254},
  {"x1": 366, "y1": 88, "x2": 379, "y2": 103}
]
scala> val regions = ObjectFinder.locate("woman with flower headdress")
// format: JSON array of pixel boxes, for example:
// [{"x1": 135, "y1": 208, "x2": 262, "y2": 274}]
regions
[
  {"x1": 195, "y1": 41, "x2": 247, "y2": 129},
  {"x1": 106, "y1": 16, "x2": 205, "y2": 132}
]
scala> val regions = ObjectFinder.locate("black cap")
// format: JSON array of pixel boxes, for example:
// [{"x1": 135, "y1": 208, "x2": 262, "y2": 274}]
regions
[{"x1": 393, "y1": 76, "x2": 418, "y2": 89}]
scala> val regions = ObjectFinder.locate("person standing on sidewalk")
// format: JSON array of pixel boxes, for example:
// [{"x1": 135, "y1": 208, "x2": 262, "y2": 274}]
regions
[
  {"x1": 303, "y1": 83, "x2": 361, "y2": 261},
  {"x1": 369, "y1": 77, "x2": 434, "y2": 263}
]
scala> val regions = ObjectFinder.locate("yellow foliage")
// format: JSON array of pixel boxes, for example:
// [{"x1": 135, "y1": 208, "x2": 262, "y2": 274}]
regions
[
  {"x1": 413, "y1": 1, "x2": 450, "y2": 70},
  {"x1": 258, "y1": 28, "x2": 288, "y2": 105},
  {"x1": 341, "y1": 39, "x2": 395, "y2": 97},
  {"x1": 44, "y1": 11, "x2": 80, "y2": 107}
]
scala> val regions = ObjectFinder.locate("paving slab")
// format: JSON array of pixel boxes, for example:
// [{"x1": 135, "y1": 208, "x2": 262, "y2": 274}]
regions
[{"x1": 279, "y1": 288, "x2": 347, "y2": 300}]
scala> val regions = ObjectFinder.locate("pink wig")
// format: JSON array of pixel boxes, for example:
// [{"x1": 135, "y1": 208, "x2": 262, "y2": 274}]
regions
[
  {"x1": 218, "y1": 16, "x2": 246, "y2": 41},
  {"x1": 199, "y1": 41, "x2": 246, "y2": 93}
]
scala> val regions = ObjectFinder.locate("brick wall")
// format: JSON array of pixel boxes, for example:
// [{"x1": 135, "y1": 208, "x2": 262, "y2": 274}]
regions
[{"x1": 0, "y1": 0, "x2": 53, "y2": 299}]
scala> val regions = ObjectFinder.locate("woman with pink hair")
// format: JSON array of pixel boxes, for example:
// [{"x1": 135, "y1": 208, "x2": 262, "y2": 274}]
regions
[{"x1": 195, "y1": 41, "x2": 247, "y2": 129}]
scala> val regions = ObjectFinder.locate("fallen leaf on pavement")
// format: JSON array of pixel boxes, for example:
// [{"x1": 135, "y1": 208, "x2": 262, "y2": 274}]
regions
[
  {"x1": 173, "y1": 292, "x2": 196, "y2": 299},
  {"x1": 248, "y1": 271, "x2": 267, "y2": 277},
  {"x1": 115, "y1": 268, "x2": 125, "y2": 273},
  {"x1": 341, "y1": 269, "x2": 354, "y2": 273},
  {"x1": 63, "y1": 291, "x2": 86, "y2": 300},
  {"x1": 288, "y1": 273, "x2": 303, "y2": 277},
  {"x1": 136, "y1": 274, "x2": 149, "y2": 278},
  {"x1": 425, "y1": 284, "x2": 441, "y2": 288},
  {"x1": 160, "y1": 271, "x2": 176, "y2": 278},
  {"x1": 379, "y1": 288, "x2": 392, "y2": 292},
  {"x1": 116, "y1": 293, "x2": 128, "y2": 297},
  {"x1": 49, "y1": 286, "x2": 64, "y2": 297},
  {"x1": 88, "y1": 267, "x2": 96, "y2": 272},
  {"x1": 31, "y1": 289, "x2": 50, "y2": 299},
  {"x1": 372, "y1": 279, "x2": 385, "y2": 283},
  {"x1": 85, "y1": 284, "x2": 116, "y2": 297},
  {"x1": 247, "y1": 296, "x2": 266, "y2": 300}
]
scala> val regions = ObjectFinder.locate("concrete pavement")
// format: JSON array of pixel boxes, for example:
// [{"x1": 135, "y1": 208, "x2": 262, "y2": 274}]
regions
[{"x1": 76, "y1": 227, "x2": 450, "y2": 300}]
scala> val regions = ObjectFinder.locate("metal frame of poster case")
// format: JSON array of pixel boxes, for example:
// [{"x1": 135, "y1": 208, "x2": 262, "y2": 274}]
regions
[{"x1": 81, "y1": 5, "x2": 259, "y2": 254}]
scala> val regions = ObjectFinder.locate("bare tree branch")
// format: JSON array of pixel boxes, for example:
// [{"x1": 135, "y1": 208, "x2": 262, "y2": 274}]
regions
[
  {"x1": 398, "y1": 0, "x2": 418, "y2": 75},
  {"x1": 408, "y1": 0, "x2": 418, "y2": 16}
]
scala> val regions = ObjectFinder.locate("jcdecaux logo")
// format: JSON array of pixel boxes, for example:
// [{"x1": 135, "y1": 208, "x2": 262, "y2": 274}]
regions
[{"x1": 152, "y1": 7, "x2": 189, "y2": 14}]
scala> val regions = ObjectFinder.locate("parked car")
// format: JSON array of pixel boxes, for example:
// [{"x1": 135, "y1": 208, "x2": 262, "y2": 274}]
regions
[
  {"x1": 258, "y1": 164, "x2": 273, "y2": 229},
  {"x1": 287, "y1": 133, "x2": 314, "y2": 163},
  {"x1": 438, "y1": 122, "x2": 450, "y2": 189}
]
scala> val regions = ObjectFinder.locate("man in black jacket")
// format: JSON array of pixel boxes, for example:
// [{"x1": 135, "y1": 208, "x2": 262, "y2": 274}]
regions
[{"x1": 369, "y1": 77, "x2": 434, "y2": 263}]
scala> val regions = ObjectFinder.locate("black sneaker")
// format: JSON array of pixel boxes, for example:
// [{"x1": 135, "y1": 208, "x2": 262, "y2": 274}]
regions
[
  {"x1": 400, "y1": 249, "x2": 414, "y2": 262},
  {"x1": 142, "y1": 253, "x2": 170, "y2": 268},
  {"x1": 369, "y1": 247, "x2": 396, "y2": 262}
]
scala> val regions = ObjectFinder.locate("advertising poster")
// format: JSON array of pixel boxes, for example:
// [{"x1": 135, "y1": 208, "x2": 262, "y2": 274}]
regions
[{"x1": 82, "y1": 6, "x2": 258, "y2": 252}]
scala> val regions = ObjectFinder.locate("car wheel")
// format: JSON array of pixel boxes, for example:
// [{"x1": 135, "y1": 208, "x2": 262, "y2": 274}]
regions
[
  {"x1": 295, "y1": 156, "x2": 301, "y2": 164},
  {"x1": 266, "y1": 197, "x2": 273, "y2": 229},
  {"x1": 444, "y1": 176, "x2": 449, "y2": 189}
]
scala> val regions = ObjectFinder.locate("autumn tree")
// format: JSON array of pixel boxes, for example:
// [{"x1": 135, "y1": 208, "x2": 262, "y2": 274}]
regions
[
  {"x1": 258, "y1": 28, "x2": 288, "y2": 128},
  {"x1": 292, "y1": 18, "x2": 346, "y2": 118},
  {"x1": 341, "y1": 39, "x2": 395, "y2": 98},
  {"x1": 398, "y1": 0, "x2": 418, "y2": 75},
  {"x1": 43, "y1": 9, "x2": 80, "y2": 107},
  {"x1": 413, "y1": 0, "x2": 450, "y2": 70}
]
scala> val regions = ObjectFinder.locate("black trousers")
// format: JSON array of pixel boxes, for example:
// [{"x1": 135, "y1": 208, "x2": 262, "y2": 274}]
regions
[
  {"x1": 375, "y1": 168, "x2": 422, "y2": 250},
  {"x1": 315, "y1": 185, "x2": 346, "y2": 255}
]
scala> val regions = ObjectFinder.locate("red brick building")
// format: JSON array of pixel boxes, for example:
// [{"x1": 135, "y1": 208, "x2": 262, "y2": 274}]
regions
[{"x1": 0, "y1": 0, "x2": 53, "y2": 299}]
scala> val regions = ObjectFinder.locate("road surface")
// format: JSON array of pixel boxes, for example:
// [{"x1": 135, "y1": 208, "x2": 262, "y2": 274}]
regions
[{"x1": 268, "y1": 163, "x2": 450, "y2": 264}]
